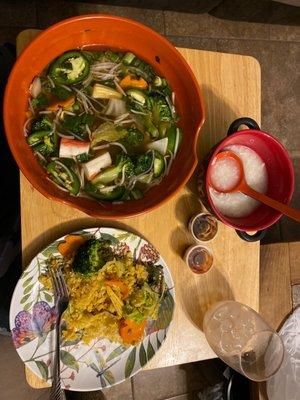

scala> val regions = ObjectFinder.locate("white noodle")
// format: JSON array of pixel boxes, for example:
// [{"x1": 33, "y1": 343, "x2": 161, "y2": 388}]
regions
[
  {"x1": 117, "y1": 119, "x2": 134, "y2": 125},
  {"x1": 117, "y1": 165, "x2": 126, "y2": 185},
  {"x1": 77, "y1": 96, "x2": 89, "y2": 114},
  {"x1": 63, "y1": 110, "x2": 76, "y2": 116},
  {"x1": 172, "y1": 92, "x2": 175, "y2": 104},
  {"x1": 46, "y1": 176, "x2": 69, "y2": 193},
  {"x1": 28, "y1": 99, "x2": 34, "y2": 113},
  {"x1": 114, "y1": 113, "x2": 129, "y2": 123},
  {"x1": 174, "y1": 128, "x2": 180, "y2": 156},
  {"x1": 92, "y1": 72, "x2": 116, "y2": 80},
  {"x1": 80, "y1": 168, "x2": 85, "y2": 189},
  {"x1": 56, "y1": 132, "x2": 74, "y2": 139},
  {"x1": 130, "y1": 109, "x2": 148, "y2": 116},
  {"x1": 35, "y1": 151, "x2": 46, "y2": 162},
  {"x1": 110, "y1": 142, "x2": 128, "y2": 154},
  {"x1": 54, "y1": 108, "x2": 63, "y2": 123},
  {"x1": 23, "y1": 117, "x2": 33, "y2": 136},
  {"x1": 59, "y1": 84, "x2": 72, "y2": 92},
  {"x1": 166, "y1": 152, "x2": 174, "y2": 176},
  {"x1": 86, "y1": 124, "x2": 92, "y2": 141},
  {"x1": 109, "y1": 63, "x2": 122, "y2": 74},
  {"x1": 114, "y1": 79, "x2": 126, "y2": 96},
  {"x1": 92, "y1": 62, "x2": 117, "y2": 69},
  {"x1": 92, "y1": 144, "x2": 110, "y2": 150},
  {"x1": 39, "y1": 110, "x2": 53, "y2": 114},
  {"x1": 47, "y1": 75, "x2": 55, "y2": 88},
  {"x1": 83, "y1": 73, "x2": 93, "y2": 87}
]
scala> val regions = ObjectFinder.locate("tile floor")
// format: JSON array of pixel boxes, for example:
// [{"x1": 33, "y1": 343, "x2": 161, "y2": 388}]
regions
[{"x1": 0, "y1": 1, "x2": 299, "y2": 399}]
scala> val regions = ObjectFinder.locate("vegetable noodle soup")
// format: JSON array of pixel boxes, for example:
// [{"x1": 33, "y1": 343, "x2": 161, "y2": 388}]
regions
[{"x1": 25, "y1": 50, "x2": 182, "y2": 202}]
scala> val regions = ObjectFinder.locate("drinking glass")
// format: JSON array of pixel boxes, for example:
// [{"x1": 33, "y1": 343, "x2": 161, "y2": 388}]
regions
[{"x1": 203, "y1": 300, "x2": 284, "y2": 381}]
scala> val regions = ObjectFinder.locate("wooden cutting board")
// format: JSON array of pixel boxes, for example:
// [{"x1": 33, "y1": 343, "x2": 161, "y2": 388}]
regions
[{"x1": 16, "y1": 29, "x2": 261, "y2": 388}]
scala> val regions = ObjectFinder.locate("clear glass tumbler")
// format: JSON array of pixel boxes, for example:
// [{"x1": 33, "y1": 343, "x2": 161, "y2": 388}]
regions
[{"x1": 203, "y1": 300, "x2": 284, "y2": 381}]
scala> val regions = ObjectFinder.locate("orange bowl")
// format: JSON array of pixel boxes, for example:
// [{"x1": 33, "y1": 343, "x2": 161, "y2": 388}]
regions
[{"x1": 4, "y1": 15, "x2": 205, "y2": 219}]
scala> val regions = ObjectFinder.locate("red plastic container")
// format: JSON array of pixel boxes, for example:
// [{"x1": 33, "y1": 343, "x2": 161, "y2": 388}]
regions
[{"x1": 205, "y1": 118, "x2": 295, "y2": 241}]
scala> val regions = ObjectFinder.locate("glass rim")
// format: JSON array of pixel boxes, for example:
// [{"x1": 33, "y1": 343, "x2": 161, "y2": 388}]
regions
[{"x1": 239, "y1": 329, "x2": 284, "y2": 382}]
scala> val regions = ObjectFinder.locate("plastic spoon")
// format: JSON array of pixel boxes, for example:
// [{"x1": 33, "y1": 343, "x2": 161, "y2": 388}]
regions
[{"x1": 208, "y1": 151, "x2": 300, "y2": 223}]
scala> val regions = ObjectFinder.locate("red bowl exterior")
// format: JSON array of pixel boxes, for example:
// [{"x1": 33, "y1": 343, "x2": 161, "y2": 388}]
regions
[
  {"x1": 4, "y1": 15, "x2": 204, "y2": 219},
  {"x1": 206, "y1": 130, "x2": 295, "y2": 231}
]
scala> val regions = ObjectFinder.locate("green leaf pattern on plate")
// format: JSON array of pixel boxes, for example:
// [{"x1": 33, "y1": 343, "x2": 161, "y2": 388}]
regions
[
  {"x1": 35, "y1": 360, "x2": 48, "y2": 381},
  {"x1": 60, "y1": 350, "x2": 79, "y2": 372},
  {"x1": 147, "y1": 338, "x2": 155, "y2": 361},
  {"x1": 139, "y1": 342, "x2": 147, "y2": 367},
  {"x1": 106, "y1": 345, "x2": 127, "y2": 362},
  {"x1": 125, "y1": 347, "x2": 136, "y2": 378}
]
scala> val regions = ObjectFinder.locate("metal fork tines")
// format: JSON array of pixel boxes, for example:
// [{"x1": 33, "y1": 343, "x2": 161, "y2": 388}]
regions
[{"x1": 49, "y1": 267, "x2": 69, "y2": 400}]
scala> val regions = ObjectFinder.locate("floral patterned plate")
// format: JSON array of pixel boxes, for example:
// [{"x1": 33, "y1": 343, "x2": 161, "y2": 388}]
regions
[{"x1": 9, "y1": 227, "x2": 175, "y2": 391}]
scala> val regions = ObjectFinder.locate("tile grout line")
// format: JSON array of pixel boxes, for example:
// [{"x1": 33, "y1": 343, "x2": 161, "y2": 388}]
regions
[
  {"x1": 165, "y1": 34, "x2": 300, "y2": 44},
  {"x1": 162, "y1": 10, "x2": 166, "y2": 36},
  {"x1": 131, "y1": 377, "x2": 135, "y2": 400}
]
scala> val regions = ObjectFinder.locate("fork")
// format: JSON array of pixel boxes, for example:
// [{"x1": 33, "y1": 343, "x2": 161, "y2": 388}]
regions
[{"x1": 49, "y1": 267, "x2": 69, "y2": 400}]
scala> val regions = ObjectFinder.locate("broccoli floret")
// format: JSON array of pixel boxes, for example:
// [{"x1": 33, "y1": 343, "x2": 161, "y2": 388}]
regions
[
  {"x1": 120, "y1": 128, "x2": 144, "y2": 151},
  {"x1": 134, "y1": 153, "x2": 153, "y2": 175},
  {"x1": 51, "y1": 86, "x2": 73, "y2": 100},
  {"x1": 72, "y1": 239, "x2": 113, "y2": 275},
  {"x1": 92, "y1": 154, "x2": 134, "y2": 186},
  {"x1": 127, "y1": 128, "x2": 144, "y2": 146},
  {"x1": 61, "y1": 114, "x2": 94, "y2": 139},
  {"x1": 31, "y1": 116, "x2": 53, "y2": 132},
  {"x1": 31, "y1": 93, "x2": 49, "y2": 108},
  {"x1": 151, "y1": 95, "x2": 172, "y2": 125},
  {"x1": 34, "y1": 134, "x2": 58, "y2": 157},
  {"x1": 151, "y1": 76, "x2": 172, "y2": 97}
]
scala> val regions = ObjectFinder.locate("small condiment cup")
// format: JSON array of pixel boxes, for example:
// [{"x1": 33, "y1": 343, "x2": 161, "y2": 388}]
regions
[
  {"x1": 184, "y1": 244, "x2": 214, "y2": 274},
  {"x1": 188, "y1": 212, "x2": 218, "y2": 243}
]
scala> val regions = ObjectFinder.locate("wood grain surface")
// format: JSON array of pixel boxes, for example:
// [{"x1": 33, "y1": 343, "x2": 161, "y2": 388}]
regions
[{"x1": 16, "y1": 29, "x2": 261, "y2": 388}]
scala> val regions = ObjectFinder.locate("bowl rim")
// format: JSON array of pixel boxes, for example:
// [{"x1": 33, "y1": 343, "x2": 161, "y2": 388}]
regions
[{"x1": 4, "y1": 14, "x2": 205, "y2": 219}]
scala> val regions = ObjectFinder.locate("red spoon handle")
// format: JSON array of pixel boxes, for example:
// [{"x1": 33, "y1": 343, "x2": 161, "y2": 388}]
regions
[{"x1": 243, "y1": 185, "x2": 300, "y2": 222}]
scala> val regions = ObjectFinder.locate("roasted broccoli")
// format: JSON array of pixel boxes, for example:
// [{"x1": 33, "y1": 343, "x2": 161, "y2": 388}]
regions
[
  {"x1": 92, "y1": 154, "x2": 135, "y2": 186},
  {"x1": 51, "y1": 85, "x2": 73, "y2": 100},
  {"x1": 151, "y1": 95, "x2": 173, "y2": 125},
  {"x1": 31, "y1": 116, "x2": 52, "y2": 132},
  {"x1": 151, "y1": 76, "x2": 172, "y2": 97},
  {"x1": 34, "y1": 133, "x2": 58, "y2": 157},
  {"x1": 61, "y1": 114, "x2": 94, "y2": 139},
  {"x1": 31, "y1": 93, "x2": 49, "y2": 108},
  {"x1": 27, "y1": 117, "x2": 58, "y2": 157},
  {"x1": 134, "y1": 153, "x2": 153, "y2": 175},
  {"x1": 120, "y1": 128, "x2": 144, "y2": 151},
  {"x1": 72, "y1": 239, "x2": 113, "y2": 275}
]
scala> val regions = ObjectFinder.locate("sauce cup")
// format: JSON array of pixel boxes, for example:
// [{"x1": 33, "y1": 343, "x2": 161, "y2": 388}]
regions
[
  {"x1": 184, "y1": 244, "x2": 214, "y2": 274},
  {"x1": 188, "y1": 212, "x2": 218, "y2": 243}
]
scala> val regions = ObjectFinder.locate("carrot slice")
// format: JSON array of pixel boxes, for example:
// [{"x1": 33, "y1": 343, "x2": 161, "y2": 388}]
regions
[
  {"x1": 120, "y1": 75, "x2": 148, "y2": 90},
  {"x1": 58, "y1": 234, "x2": 86, "y2": 258},
  {"x1": 47, "y1": 95, "x2": 75, "y2": 112},
  {"x1": 119, "y1": 319, "x2": 147, "y2": 345},
  {"x1": 105, "y1": 280, "x2": 130, "y2": 299}
]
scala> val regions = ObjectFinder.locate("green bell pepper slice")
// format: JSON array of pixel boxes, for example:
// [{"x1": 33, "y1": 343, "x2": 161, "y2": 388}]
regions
[
  {"x1": 49, "y1": 51, "x2": 90, "y2": 85},
  {"x1": 85, "y1": 183, "x2": 125, "y2": 201},
  {"x1": 47, "y1": 159, "x2": 80, "y2": 195}
]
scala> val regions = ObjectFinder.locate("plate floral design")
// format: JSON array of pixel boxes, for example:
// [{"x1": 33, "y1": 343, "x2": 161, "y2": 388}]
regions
[{"x1": 9, "y1": 227, "x2": 175, "y2": 391}]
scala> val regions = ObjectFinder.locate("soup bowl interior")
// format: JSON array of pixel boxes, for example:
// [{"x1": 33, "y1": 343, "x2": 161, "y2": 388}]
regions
[
  {"x1": 4, "y1": 15, "x2": 204, "y2": 219},
  {"x1": 206, "y1": 130, "x2": 294, "y2": 231}
]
